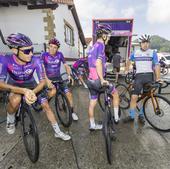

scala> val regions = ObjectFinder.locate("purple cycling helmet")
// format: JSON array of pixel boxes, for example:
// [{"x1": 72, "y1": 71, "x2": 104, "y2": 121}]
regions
[
  {"x1": 6, "y1": 33, "x2": 33, "y2": 48},
  {"x1": 49, "y1": 38, "x2": 60, "y2": 47},
  {"x1": 96, "y1": 24, "x2": 112, "y2": 35}
]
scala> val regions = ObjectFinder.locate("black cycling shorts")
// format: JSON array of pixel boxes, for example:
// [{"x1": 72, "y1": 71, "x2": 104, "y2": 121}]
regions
[
  {"x1": 131, "y1": 73, "x2": 154, "y2": 95},
  {"x1": 86, "y1": 79, "x2": 116, "y2": 100}
]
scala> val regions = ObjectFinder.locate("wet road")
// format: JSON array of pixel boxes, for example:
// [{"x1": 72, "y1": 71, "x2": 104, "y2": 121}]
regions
[{"x1": 0, "y1": 74, "x2": 170, "y2": 169}]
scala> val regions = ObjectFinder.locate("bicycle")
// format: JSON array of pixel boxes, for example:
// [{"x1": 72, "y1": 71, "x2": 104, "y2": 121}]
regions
[
  {"x1": 4, "y1": 92, "x2": 39, "y2": 163},
  {"x1": 117, "y1": 81, "x2": 170, "y2": 132},
  {"x1": 98, "y1": 83, "x2": 120, "y2": 164},
  {"x1": 32, "y1": 79, "x2": 72, "y2": 128},
  {"x1": 125, "y1": 65, "x2": 136, "y2": 84}
]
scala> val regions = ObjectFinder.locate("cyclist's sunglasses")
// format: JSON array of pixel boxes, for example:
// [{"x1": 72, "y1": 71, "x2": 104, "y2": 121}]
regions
[{"x1": 19, "y1": 47, "x2": 34, "y2": 55}]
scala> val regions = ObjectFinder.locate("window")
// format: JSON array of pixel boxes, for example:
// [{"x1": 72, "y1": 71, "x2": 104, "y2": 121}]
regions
[{"x1": 64, "y1": 20, "x2": 74, "y2": 46}]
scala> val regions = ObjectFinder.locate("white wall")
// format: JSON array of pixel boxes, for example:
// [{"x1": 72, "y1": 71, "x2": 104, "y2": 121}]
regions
[
  {"x1": 0, "y1": 5, "x2": 84, "y2": 58},
  {"x1": 0, "y1": 6, "x2": 45, "y2": 53},
  {"x1": 53, "y1": 4, "x2": 79, "y2": 58}
]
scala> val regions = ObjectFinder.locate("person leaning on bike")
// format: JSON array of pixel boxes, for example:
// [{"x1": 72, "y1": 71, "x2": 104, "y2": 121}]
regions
[
  {"x1": 0, "y1": 33, "x2": 70, "y2": 141},
  {"x1": 41, "y1": 38, "x2": 79, "y2": 121},
  {"x1": 86, "y1": 24, "x2": 120, "y2": 131},
  {"x1": 124, "y1": 34, "x2": 161, "y2": 124}
]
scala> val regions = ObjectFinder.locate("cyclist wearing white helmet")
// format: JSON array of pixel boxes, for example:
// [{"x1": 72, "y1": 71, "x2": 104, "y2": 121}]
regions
[
  {"x1": 87, "y1": 24, "x2": 120, "y2": 130},
  {"x1": 124, "y1": 34, "x2": 160, "y2": 124}
]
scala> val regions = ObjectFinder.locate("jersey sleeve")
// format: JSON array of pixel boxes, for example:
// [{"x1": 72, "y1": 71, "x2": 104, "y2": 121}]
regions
[
  {"x1": 34, "y1": 57, "x2": 45, "y2": 81},
  {"x1": 129, "y1": 52, "x2": 135, "y2": 61},
  {"x1": 60, "y1": 52, "x2": 66, "y2": 64},
  {"x1": 40, "y1": 52, "x2": 46, "y2": 65},
  {"x1": 152, "y1": 51, "x2": 159, "y2": 65},
  {"x1": 0, "y1": 55, "x2": 8, "y2": 81},
  {"x1": 96, "y1": 43, "x2": 104, "y2": 60}
]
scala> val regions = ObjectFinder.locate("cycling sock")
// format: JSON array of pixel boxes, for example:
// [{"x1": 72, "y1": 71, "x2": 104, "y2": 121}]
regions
[
  {"x1": 90, "y1": 118, "x2": 95, "y2": 127},
  {"x1": 7, "y1": 112, "x2": 15, "y2": 124},
  {"x1": 114, "y1": 107, "x2": 119, "y2": 122},
  {"x1": 52, "y1": 123, "x2": 60, "y2": 133},
  {"x1": 139, "y1": 107, "x2": 144, "y2": 116},
  {"x1": 129, "y1": 109, "x2": 135, "y2": 119},
  {"x1": 71, "y1": 107, "x2": 74, "y2": 113}
]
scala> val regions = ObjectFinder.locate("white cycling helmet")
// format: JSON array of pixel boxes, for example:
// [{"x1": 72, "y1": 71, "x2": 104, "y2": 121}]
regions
[{"x1": 138, "y1": 34, "x2": 151, "y2": 43}]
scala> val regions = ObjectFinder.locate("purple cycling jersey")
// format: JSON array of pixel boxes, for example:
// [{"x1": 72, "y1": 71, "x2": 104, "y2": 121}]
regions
[
  {"x1": 88, "y1": 42, "x2": 106, "y2": 80},
  {"x1": 41, "y1": 51, "x2": 66, "y2": 79},
  {"x1": 0, "y1": 54, "x2": 45, "y2": 86}
]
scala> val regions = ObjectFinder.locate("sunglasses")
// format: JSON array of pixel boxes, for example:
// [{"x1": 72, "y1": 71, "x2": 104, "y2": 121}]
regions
[{"x1": 19, "y1": 47, "x2": 34, "y2": 55}]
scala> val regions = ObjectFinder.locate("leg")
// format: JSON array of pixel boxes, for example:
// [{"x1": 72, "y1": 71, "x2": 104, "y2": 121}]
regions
[
  {"x1": 65, "y1": 91, "x2": 78, "y2": 121},
  {"x1": 41, "y1": 100, "x2": 71, "y2": 141},
  {"x1": 6, "y1": 93, "x2": 22, "y2": 134},
  {"x1": 47, "y1": 87, "x2": 56, "y2": 99}
]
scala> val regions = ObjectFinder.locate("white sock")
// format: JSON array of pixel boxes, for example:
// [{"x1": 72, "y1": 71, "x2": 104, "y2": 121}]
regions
[
  {"x1": 114, "y1": 107, "x2": 119, "y2": 122},
  {"x1": 7, "y1": 113, "x2": 15, "y2": 124},
  {"x1": 90, "y1": 118, "x2": 95, "y2": 127},
  {"x1": 52, "y1": 123, "x2": 61, "y2": 133}
]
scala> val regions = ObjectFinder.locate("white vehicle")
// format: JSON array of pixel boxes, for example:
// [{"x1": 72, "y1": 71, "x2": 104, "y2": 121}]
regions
[{"x1": 158, "y1": 53, "x2": 170, "y2": 67}]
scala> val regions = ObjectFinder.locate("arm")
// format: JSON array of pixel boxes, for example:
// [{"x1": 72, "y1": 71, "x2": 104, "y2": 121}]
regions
[
  {"x1": 154, "y1": 65, "x2": 161, "y2": 81},
  {"x1": 125, "y1": 53, "x2": 134, "y2": 72},
  {"x1": 153, "y1": 51, "x2": 161, "y2": 81},
  {"x1": 0, "y1": 81, "x2": 26, "y2": 94},
  {"x1": 96, "y1": 59, "x2": 104, "y2": 81},
  {"x1": 33, "y1": 79, "x2": 46, "y2": 94}
]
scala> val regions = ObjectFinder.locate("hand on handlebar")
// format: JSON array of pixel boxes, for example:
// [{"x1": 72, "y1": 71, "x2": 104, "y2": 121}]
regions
[
  {"x1": 68, "y1": 75, "x2": 74, "y2": 86},
  {"x1": 101, "y1": 79, "x2": 109, "y2": 86},
  {"x1": 24, "y1": 89, "x2": 37, "y2": 105}
]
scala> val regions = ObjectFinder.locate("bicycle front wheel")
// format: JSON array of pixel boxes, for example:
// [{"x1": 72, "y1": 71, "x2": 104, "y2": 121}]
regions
[
  {"x1": 103, "y1": 108, "x2": 114, "y2": 164},
  {"x1": 144, "y1": 94, "x2": 170, "y2": 132},
  {"x1": 21, "y1": 104, "x2": 39, "y2": 163},
  {"x1": 55, "y1": 91, "x2": 72, "y2": 127},
  {"x1": 116, "y1": 83, "x2": 130, "y2": 109}
]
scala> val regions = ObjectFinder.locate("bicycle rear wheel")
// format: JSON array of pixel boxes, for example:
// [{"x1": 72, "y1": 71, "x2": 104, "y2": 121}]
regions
[
  {"x1": 21, "y1": 104, "x2": 39, "y2": 163},
  {"x1": 55, "y1": 91, "x2": 72, "y2": 127},
  {"x1": 144, "y1": 94, "x2": 170, "y2": 132},
  {"x1": 116, "y1": 83, "x2": 130, "y2": 109},
  {"x1": 103, "y1": 107, "x2": 114, "y2": 164}
]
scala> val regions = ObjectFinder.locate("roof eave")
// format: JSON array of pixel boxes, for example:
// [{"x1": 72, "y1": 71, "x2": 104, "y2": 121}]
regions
[{"x1": 69, "y1": 4, "x2": 86, "y2": 48}]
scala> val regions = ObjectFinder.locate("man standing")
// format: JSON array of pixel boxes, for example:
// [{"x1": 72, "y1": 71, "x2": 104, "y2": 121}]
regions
[
  {"x1": 124, "y1": 34, "x2": 160, "y2": 124},
  {"x1": 87, "y1": 24, "x2": 120, "y2": 130}
]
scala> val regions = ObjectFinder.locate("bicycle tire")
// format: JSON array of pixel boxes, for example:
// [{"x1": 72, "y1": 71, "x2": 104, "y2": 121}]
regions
[
  {"x1": 161, "y1": 67, "x2": 169, "y2": 76},
  {"x1": 102, "y1": 107, "x2": 113, "y2": 164},
  {"x1": 143, "y1": 94, "x2": 170, "y2": 132},
  {"x1": 55, "y1": 91, "x2": 72, "y2": 127},
  {"x1": 21, "y1": 103, "x2": 39, "y2": 163},
  {"x1": 116, "y1": 83, "x2": 130, "y2": 109}
]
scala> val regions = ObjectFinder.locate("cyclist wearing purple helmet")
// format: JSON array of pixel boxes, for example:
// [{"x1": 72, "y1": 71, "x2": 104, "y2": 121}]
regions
[
  {"x1": 41, "y1": 38, "x2": 79, "y2": 121},
  {"x1": 87, "y1": 24, "x2": 120, "y2": 130},
  {"x1": 0, "y1": 33, "x2": 70, "y2": 140}
]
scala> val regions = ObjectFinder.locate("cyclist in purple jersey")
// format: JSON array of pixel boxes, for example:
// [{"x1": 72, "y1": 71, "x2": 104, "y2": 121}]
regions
[
  {"x1": 72, "y1": 58, "x2": 88, "y2": 88},
  {"x1": 0, "y1": 33, "x2": 70, "y2": 140},
  {"x1": 87, "y1": 24, "x2": 120, "y2": 131},
  {"x1": 41, "y1": 38, "x2": 78, "y2": 121}
]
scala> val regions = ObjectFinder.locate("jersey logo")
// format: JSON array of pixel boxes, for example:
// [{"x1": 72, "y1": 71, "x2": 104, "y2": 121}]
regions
[{"x1": 25, "y1": 69, "x2": 33, "y2": 74}]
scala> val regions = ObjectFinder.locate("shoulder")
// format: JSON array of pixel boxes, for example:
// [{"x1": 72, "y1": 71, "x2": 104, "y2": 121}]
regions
[{"x1": 41, "y1": 52, "x2": 49, "y2": 57}]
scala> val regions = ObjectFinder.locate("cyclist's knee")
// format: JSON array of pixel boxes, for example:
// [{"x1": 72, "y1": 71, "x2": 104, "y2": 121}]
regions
[
  {"x1": 131, "y1": 95, "x2": 138, "y2": 103},
  {"x1": 9, "y1": 93, "x2": 21, "y2": 109},
  {"x1": 48, "y1": 88, "x2": 56, "y2": 98}
]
